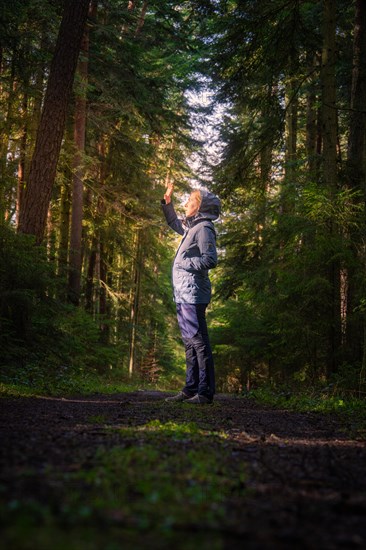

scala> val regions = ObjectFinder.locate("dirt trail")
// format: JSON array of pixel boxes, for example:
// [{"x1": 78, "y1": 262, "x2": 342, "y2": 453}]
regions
[{"x1": 1, "y1": 391, "x2": 365, "y2": 549}]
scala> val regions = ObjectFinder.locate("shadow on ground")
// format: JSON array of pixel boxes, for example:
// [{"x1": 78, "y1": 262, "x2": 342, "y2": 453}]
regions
[{"x1": 0, "y1": 391, "x2": 365, "y2": 549}]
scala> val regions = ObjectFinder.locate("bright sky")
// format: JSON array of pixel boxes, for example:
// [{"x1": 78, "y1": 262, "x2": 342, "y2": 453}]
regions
[{"x1": 185, "y1": 85, "x2": 225, "y2": 191}]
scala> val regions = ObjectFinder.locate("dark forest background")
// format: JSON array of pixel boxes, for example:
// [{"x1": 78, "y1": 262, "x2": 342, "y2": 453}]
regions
[{"x1": 1, "y1": 0, "x2": 365, "y2": 397}]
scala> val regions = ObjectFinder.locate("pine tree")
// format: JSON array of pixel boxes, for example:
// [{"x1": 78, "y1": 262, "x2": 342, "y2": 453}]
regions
[{"x1": 18, "y1": 0, "x2": 90, "y2": 242}]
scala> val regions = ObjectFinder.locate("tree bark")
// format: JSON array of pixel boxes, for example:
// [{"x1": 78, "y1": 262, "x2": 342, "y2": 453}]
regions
[
  {"x1": 129, "y1": 228, "x2": 143, "y2": 377},
  {"x1": 16, "y1": 93, "x2": 28, "y2": 225},
  {"x1": 348, "y1": 0, "x2": 366, "y2": 184},
  {"x1": 99, "y1": 241, "x2": 114, "y2": 344},
  {"x1": 26, "y1": 26, "x2": 49, "y2": 173},
  {"x1": 135, "y1": 1, "x2": 148, "y2": 36},
  {"x1": 346, "y1": 0, "x2": 366, "y2": 367},
  {"x1": 285, "y1": 72, "x2": 298, "y2": 189},
  {"x1": 18, "y1": 0, "x2": 90, "y2": 242},
  {"x1": 99, "y1": 240, "x2": 108, "y2": 339},
  {"x1": 282, "y1": 47, "x2": 299, "y2": 219},
  {"x1": 306, "y1": 53, "x2": 320, "y2": 176},
  {"x1": 257, "y1": 86, "x2": 274, "y2": 248},
  {"x1": 68, "y1": 8, "x2": 92, "y2": 304},
  {"x1": 321, "y1": 0, "x2": 341, "y2": 377},
  {"x1": 85, "y1": 237, "x2": 97, "y2": 313},
  {"x1": 58, "y1": 177, "x2": 71, "y2": 279},
  {"x1": 47, "y1": 204, "x2": 57, "y2": 265},
  {"x1": 321, "y1": 0, "x2": 338, "y2": 201},
  {"x1": 0, "y1": 54, "x2": 17, "y2": 222}
]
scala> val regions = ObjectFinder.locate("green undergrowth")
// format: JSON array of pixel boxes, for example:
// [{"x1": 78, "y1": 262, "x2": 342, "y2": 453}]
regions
[
  {"x1": 0, "y1": 369, "x2": 177, "y2": 399},
  {"x1": 249, "y1": 386, "x2": 366, "y2": 435},
  {"x1": 0, "y1": 420, "x2": 246, "y2": 550}
]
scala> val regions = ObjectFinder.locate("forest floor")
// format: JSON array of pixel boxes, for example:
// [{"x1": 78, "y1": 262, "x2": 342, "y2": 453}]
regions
[{"x1": 1, "y1": 390, "x2": 366, "y2": 549}]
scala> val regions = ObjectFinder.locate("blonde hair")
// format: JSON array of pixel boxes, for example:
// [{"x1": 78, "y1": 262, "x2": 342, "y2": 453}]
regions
[{"x1": 190, "y1": 190, "x2": 202, "y2": 205}]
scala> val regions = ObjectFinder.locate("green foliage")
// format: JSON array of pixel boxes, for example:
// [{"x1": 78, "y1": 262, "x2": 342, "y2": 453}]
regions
[
  {"x1": 2, "y1": 0, "x2": 366, "y2": 395},
  {"x1": 0, "y1": 225, "x2": 121, "y2": 389},
  {"x1": 0, "y1": 0, "x2": 60, "y2": 208},
  {"x1": 0, "y1": 225, "x2": 53, "y2": 350},
  {"x1": 204, "y1": 0, "x2": 366, "y2": 391},
  {"x1": 0, "y1": 375, "x2": 162, "y2": 399},
  {"x1": 1, "y1": 0, "x2": 206, "y2": 394},
  {"x1": 247, "y1": 385, "x2": 366, "y2": 436},
  {"x1": 210, "y1": 181, "x2": 366, "y2": 389}
]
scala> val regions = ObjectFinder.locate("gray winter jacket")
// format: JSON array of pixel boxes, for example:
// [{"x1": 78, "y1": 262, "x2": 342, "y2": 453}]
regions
[{"x1": 161, "y1": 190, "x2": 220, "y2": 304}]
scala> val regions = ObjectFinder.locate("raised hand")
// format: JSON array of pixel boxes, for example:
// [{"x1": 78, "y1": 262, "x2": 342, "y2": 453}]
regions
[{"x1": 164, "y1": 182, "x2": 174, "y2": 204}]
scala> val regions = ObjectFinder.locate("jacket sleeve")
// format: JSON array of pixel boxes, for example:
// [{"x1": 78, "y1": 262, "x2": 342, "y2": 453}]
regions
[
  {"x1": 180, "y1": 225, "x2": 217, "y2": 272},
  {"x1": 161, "y1": 200, "x2": 184, "y2": 236}
]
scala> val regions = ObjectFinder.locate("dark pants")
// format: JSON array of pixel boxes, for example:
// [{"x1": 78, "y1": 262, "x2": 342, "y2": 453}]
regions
[{"x1": 176, "y1": 303, "x2": 215, "y2": 400}]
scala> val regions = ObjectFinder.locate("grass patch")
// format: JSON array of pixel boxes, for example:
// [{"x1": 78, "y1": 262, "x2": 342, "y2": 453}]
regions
[
  {"x1": 0, "y1": 420, "x2": 246, "y2": 549},
  {"x1": 112, "y1": 419, "x2": 228, "y2": 441},
  {"x1": 248, "y1": 386, "x2": 366, "y2": 437},
  {"x1": 87, "y1": 414, "x2": 108, "y2": 425},
  {"x1": 0, "y1": 371, "x2": 171, "y2": 399}
]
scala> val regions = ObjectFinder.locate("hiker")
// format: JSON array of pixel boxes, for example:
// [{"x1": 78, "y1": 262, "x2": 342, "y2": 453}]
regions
[{"x1": 161, "y1": 183, "x2": 220, "y2": 404}]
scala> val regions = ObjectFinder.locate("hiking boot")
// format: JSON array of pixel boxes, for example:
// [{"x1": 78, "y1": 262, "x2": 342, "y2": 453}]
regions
[
  {"x1": 184, "y1": 394, "x2": 213, "y2": 405},
  {"x1": 165, "y1": 391, "x2": 191, "y2": 403}
]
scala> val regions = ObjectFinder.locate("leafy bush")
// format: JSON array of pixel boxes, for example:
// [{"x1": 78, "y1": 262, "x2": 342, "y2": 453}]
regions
[{"x1": 0, "y1": 225, "x2": 119, "y2": 390}]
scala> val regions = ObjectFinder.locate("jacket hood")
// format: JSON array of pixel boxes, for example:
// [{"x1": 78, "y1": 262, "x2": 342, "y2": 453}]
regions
[{"x1": 197, "y1": 189, "x2": 221, "y2": 221}]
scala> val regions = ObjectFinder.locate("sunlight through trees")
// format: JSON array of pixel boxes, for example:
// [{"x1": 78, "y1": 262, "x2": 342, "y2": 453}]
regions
[{"x1": 1, "y1": 0, "x2": 365, "y2": 395}]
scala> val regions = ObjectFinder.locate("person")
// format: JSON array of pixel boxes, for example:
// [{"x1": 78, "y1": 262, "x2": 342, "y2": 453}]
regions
[{"x1": 161, "y1": 183, "x2": 220, "y2": 404}]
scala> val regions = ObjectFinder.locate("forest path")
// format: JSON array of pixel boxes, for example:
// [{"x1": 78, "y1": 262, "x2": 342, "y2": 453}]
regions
[{"x1": 1, "y1": 391, "x2": 365, "y2": 549}]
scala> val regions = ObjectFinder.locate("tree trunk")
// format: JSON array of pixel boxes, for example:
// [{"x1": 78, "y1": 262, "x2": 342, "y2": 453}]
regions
[
  {"x1": 348, "y1": 0, "x2": 366, "y2": 180},
  {"x1": 346, "y1": 0, "x2": 366, "y2": 367},
  {"x1": 321, "y1": 0, "x2": 338, "y2": 200},
  {"x1": 68, "y1": 9, "x2": 92, "y2": 304},
  {"x1": 56, "y1": 116, "x2": 73, "y2": 282},
  {"x1": 99, "y1": 243, "x2": 114, "y2": 344},
  {"x1": 85, "y1": 237, "x2": 97, "y2": 313},
  {"x1": 26, "y1": 28, "x2": 48, "y2": 171},
  {"x1": 129, "y1": 228, "x2": 143, "y2": 377},
  {"x1": 285, "y1": 78, "x2": 298, "y2": 179},
  {"x1": 321, "y1": 0, "x2": 341, "y2": 377},
  {"x1": 0, "y1": 54, "x2": 17, "y2": 222},
  {"x1": 0, "y1": 46, "x2": 3, "y2": 82},
  {"x1": 283, "y1": 53, "x2": 299, "y2": 215},
  {"x1": 135, "y1": 1, "x2": 148, "y2": 36},
  {"x1": 58, "y1": 178, "x2": 71, "y2": 278},
  {"x1": 259, "y1": 142, "x2": 271, "y2": 229},
  {"x1": 257, "y1": 87, "x2": 273, "y2": 250},
  {"x1": 18, "y1": 0, "x2": 90, "y2": 242},
  {"x1": 306, "y1": 53, "x2": 320, "y2": 176},
  {"x1": 46, "y1": 205, "x2": 57, "y2": 269},
  {"x1": 16, "y1": 93, "x2": 28, "y2": 225},
  {"x1": 99, "y1": 240, "x2": 109, "y2": 342},
  {"x1": 122, "y1": 1, "x2": 136, "y2": 36}
]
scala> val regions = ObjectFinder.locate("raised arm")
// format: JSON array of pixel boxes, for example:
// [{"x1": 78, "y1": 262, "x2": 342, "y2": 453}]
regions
[{"x1": 161, "y1": 183, "x2": 184, "y2": 236}]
